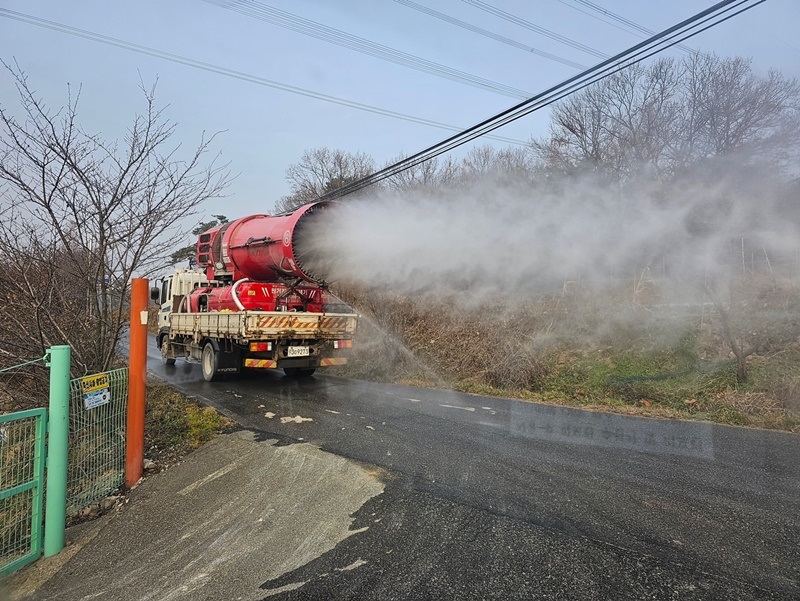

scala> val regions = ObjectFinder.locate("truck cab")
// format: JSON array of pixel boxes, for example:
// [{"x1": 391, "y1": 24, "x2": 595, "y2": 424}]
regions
[{"x1": 151, "y1": 269, "x2": 209, "y2": 355}]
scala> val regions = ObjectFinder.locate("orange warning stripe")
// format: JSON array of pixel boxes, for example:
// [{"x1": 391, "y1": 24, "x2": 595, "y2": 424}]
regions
[
  {"x1": 320, "y1": 358, "x2": 348, "y2": 366},
  {"x1": 244, "y1": 359, "x2": 277, "y2": 369},
  {"x1": 255, "y1": 315, "x2": 353, "y2": 330},
  {"x1": 257, "y1": 316, "x2": 294, "y2": 329},
  {"x1": 322, "y1": 317, "x2": 351, "y2": 329}
]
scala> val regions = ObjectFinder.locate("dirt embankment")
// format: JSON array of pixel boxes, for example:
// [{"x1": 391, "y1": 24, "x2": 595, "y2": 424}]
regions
[{"x1": 334, "y1": 281, "x2": 800, "y2": 432}]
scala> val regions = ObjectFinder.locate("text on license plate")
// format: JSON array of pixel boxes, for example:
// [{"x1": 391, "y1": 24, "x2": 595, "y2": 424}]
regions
[{"x1": 287, "y1": 346, "x2": 310, "y2": 357}]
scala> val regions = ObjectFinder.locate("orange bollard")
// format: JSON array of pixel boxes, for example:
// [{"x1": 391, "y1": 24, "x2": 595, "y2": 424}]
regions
[{"x1": 126, "y1": 278, "x2": 148, "y2": 488}]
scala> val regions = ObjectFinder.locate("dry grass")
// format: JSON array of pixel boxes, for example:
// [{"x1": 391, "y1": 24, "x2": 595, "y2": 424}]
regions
[
  {"x1": 145, "y1": 381, "x2": 237, "y2": 467},
  {"x1": 336, "y1": 280, "x2": 800, "y2": 432}
]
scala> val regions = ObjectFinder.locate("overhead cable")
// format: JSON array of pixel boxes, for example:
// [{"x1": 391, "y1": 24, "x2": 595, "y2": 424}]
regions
[
  {"x1": 0, "y1": 9, "x2": 525, "y2": 146},
  {"x1": 393, "y1": 0, "x2": 587, "y2": 70},
  {"x1": 320, "y1": 0, "x2": 765, "y2": 200},
  {"x1": 203, "y1": 0, "x2": 533, "y2": 100},
  {"x1": 559, "y1": 0, "x2": 694, "y2": 54},
  {"x1": 463, "y1": 0, "x2": 609, "y2": 59}
]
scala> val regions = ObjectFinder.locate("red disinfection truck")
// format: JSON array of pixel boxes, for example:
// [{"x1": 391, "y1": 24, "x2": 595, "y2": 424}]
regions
[{"x1": 152, "y1": 201, "x2": 357, "y2": 381}]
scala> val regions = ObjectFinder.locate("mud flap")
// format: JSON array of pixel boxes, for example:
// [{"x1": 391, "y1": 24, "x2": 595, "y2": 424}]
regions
[
  {"x1": 217, "y1": 346, "x2": 242, "y2": 374},
  {"x1": 203, "y1": 339, "x2": 241, "y2": 375}
]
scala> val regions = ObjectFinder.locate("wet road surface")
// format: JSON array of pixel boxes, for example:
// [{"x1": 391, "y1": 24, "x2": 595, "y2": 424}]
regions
[{"x1": 148, "y1": 342, "x2": 800, "y2": 600}]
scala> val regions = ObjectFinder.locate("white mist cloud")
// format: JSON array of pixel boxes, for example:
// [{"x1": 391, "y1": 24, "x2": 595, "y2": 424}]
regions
[{"x1": 303, "y1": 161, "x2": 799, "y2": 303}]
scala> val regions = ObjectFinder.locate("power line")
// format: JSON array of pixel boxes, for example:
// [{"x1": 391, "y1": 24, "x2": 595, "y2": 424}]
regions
[
  {"x1": 202, "y1": 0, "x2": 533, "y2": 100},
  {"x1": 573, "y1": 0, "x2": 680, "y2": 38},
  {"x1": 463, "y1": 0, "x2": 609, "y2": 60},
  {"x1": 321, "y1": 0, "x2": 765, "y2": 200},
  {"x1": 559, "y1": 0, "x2": 694, "y2": 54},
  {"x1": 555, "y1": 0, "x2": 651, "y2": 38},
  {"x1": 0, "y1": 9, "x2": 526, "y2": 146},
  {"x1": 392, "y1": 0, "x2": 587, "y2": 70}
]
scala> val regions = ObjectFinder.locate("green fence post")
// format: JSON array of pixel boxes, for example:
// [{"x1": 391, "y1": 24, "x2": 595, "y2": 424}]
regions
[{"x1": 43, "y1": 344, "x2": 71, "y2": 557}]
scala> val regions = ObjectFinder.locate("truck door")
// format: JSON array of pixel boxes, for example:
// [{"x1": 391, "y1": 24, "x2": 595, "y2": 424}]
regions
[{"x1": 159, "y1": 276, "x2": 172, "y2": 330}]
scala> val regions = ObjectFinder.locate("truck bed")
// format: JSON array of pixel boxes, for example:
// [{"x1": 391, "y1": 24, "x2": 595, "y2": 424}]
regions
[{"x1": 169, "y1": 310, "x2": 358, "y2": 342}]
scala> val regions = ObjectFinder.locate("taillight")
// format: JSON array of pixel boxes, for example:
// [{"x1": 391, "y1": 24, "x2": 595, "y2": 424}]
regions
[
  {"x1": 333, "y1": 339, "x2": 353, "y2": 349},
  {"x1": 249, "y1": 342, "x2": 272, "y2": 352}
]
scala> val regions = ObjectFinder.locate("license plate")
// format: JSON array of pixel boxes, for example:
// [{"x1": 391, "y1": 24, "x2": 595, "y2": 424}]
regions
[{"x1": 287, "y1": 346, "x2": 310, "y2": 358}]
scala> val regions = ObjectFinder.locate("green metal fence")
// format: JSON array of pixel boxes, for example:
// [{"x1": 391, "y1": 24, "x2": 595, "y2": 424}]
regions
[
  {"x1": 0, "y1": 347, "x2": 131, "y2": 575},
  {"x1": 0, "y1": 408, "x2": 46, "y2": 576},
  {"x1": 66, "y1": 369, "x2": 128, "y2": 516}
]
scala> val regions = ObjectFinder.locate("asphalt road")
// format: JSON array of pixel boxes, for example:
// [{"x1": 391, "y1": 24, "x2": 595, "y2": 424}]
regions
[{"x1": 147, "y1": 342, "x2": 800, "y2": 600}]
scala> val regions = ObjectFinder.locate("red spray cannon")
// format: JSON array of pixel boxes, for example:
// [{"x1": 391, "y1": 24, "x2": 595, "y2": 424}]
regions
[{"x1": 196, "y1": 201, "x2": 333, "y2": 284}]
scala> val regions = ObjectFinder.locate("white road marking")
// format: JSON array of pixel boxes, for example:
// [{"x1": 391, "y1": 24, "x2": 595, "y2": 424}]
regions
[
  {"x1": 406, "y1": 398, "x2": 422, "y2": 403},
  {"x1": 325, "y1": 409, "x2": 341, "y2": 414},
  {"x1": 439, "y1": 404, "x2": 476, "y2": 412}
]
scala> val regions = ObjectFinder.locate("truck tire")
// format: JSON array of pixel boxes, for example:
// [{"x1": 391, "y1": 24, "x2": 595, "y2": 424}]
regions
[
  {"x1": 202, "y1": 342, "x2": 220, "y2": 381},
  {"x1": 159, "y1": 335, "x2": 176, "y2": 366},
  {"x1": 283, "y1": 367, "x2": 316, "y2": 378}
]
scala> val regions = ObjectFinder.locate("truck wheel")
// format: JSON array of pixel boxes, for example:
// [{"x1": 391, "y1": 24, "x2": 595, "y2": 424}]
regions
[
  {"x1": 159, "y1": 336, "x2": 176, "y2": 366},
  {"x1": 202, "y1": 342, "x2": 219, "y2": 381},
  {"x1": 283, "y1": 367, "x2": 316, "y2": 378}
]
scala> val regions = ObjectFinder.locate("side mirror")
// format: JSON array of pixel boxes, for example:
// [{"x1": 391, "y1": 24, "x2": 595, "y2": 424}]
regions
[{"x1": 150, "y1": 286, "x2": 161, "y2": 302}]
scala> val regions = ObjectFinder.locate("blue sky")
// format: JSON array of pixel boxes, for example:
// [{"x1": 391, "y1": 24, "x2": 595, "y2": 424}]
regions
[{"x1": 1, "y1": 0, "x2": 798, "y2": 219}]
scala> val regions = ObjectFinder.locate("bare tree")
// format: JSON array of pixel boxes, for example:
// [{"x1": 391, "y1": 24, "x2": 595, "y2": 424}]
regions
[
  {"x1": 0, "y1": 63, "x2": 229, "y2": 386},
  {"x1": 680, "y1": 54, "x2": 800, "y2": 165},
  {"x1": 532, "y1": 60, "x2": 681, "y2": 180},
  {"x1": 532, "y1": 54, "x2": 800, "y2": 180},
  {"x1": 383, "y1": 153, "x2": 459, "y2": 192},
  {"x1": 460, "y1": 144, "x2": 535, "y2": 178},
  {"x1": 461, "y1": 144, "x2": 499, "y2": 177},
  {"x1": 276, "y1": 147, "x2": 374, "y2": 212},
  {"x1": 528, "y1": 54, "x2": 800, "y2": 383},
  {"x1": 491, "y1": 146, "x2": 537, "y2": 182}
]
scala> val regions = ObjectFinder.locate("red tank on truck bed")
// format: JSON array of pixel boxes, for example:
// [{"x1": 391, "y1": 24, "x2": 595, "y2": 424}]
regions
[{"x1": 186, "y1": 281, "x2": 325, "y2": 313}]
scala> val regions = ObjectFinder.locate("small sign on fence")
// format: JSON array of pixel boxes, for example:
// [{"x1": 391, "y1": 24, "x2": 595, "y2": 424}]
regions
[{"x1": 80, "y1": 372, "x2": 111, "y2": 410}]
